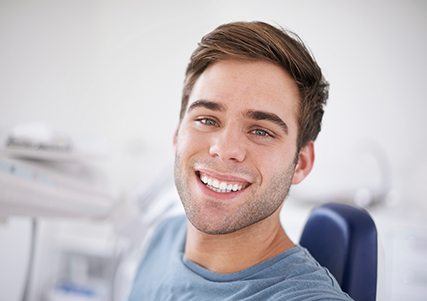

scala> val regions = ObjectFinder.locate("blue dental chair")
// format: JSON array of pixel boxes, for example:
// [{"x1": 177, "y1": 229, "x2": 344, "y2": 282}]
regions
[{"x1": 299, "y1": 203, "x2": 378, "y2": 301}]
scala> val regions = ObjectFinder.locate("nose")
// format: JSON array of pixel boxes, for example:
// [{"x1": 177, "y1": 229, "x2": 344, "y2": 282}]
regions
[{"x1": 208, "y1": 126, "x2": 246, "y2": 162}]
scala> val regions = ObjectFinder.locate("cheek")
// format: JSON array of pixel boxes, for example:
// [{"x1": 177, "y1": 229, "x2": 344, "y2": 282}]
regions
[
  {"x1": 176, "y1": 128, "x2": 208, "y2": 156},
  {"x1": 251, "y1": 145, "x2": 296, "y2": 180}
]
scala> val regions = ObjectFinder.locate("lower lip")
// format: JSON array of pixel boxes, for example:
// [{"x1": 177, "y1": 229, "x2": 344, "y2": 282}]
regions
[{"x1": 195, "y1": 173, "x2": 247, "y2": 201}]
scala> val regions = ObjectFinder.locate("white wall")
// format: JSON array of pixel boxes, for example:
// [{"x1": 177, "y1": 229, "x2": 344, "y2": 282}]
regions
[
  {"x1": 1, "y1": 0, "x2": 426, "y2": 300},
  {"x1": 1, "y1": 0, "x2": 426, "y2": 201}
]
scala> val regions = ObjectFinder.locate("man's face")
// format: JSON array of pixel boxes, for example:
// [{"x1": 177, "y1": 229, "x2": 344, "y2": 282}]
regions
[{"x1": 174, "y1": 59, "x2": 302, "y2": 235}]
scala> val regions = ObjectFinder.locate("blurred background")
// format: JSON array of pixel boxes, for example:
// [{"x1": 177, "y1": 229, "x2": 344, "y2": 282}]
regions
[{"x1": 0, "y1": 0, "x2": 426, "y2": 300}]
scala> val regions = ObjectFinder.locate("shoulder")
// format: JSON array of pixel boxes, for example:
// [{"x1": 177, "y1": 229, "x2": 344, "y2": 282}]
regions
[
  {"x1": 275, "y1": 246, "x2": 335, "y2": 279},
  {"x1": 134, "y1": 214, "x2": 186, "y2": 270},
  {"x1": 268, "y1": 246, "x2": 353, "y2": 300}
]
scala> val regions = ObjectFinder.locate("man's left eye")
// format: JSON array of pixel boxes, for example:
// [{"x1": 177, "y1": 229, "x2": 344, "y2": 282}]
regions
[{"x1": 251, "y1": 129, "x2": 273, "y2": 138}]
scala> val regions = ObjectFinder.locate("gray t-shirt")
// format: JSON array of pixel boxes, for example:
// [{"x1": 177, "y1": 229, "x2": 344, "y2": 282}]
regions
[{"x1": 128, "y1": 215, "x2": 353, "y2": 301}]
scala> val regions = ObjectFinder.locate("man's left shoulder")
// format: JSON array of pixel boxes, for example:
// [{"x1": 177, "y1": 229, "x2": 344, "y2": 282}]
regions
[{"x1": 268, "y1": 246, "x2": 354, "y2": 300}]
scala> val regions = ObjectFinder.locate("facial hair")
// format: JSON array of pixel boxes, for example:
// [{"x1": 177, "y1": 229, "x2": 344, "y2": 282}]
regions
[{"x1": 174, "y1": 153, "x2": 296, "y2": 235}]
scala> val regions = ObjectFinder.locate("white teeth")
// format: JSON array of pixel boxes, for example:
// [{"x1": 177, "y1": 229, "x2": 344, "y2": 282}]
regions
[
  {"x1": 201, "y1": 175, "x2": 208, "y2": 184},
  {"x1": 198, "y1": 172, "x2": 247, "y2": 193},
  {"x1": 212, "y1": 179, "x2": 219, "y2": 188}
]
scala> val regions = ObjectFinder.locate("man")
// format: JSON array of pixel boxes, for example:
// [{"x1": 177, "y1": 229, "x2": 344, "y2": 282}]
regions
[{"x1": 129, "y1": 21, "x2": 352, "y2": 300}]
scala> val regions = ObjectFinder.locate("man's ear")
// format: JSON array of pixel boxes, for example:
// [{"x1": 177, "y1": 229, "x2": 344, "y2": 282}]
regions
[{"x1": 292, "y1": 141, "x2": 315, "y2": 184}]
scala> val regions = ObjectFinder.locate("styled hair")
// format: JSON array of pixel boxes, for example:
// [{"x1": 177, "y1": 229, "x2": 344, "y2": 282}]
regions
[{"x1": 179, "y1": 21, "x2": 329, "y2": 150}]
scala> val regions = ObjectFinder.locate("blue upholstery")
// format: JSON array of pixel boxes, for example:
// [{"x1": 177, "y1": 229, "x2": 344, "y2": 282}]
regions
[{"x1": 299, "y1": 203, "x2": 377, "y2": 301}]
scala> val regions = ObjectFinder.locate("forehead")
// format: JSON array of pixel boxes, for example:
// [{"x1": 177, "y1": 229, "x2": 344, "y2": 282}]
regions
[{"x1": 188, "y1": 60, "x2": 300, "y2": 122}]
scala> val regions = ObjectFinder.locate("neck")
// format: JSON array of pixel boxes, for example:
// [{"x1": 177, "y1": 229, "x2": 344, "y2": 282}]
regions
[{"x1": 184, "y1": 212, "x2": 295, "y2": 274}]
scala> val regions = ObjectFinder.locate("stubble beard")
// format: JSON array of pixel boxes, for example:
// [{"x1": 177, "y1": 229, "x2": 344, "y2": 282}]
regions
[{"x1": 174, "y1": 153, "x2": 296, "y2": 235}]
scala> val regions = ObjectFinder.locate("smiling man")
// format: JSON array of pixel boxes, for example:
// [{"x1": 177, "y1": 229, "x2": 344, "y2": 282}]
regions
[{"x1": 129, "y1": 22, "x2": 352, "y2": 300}]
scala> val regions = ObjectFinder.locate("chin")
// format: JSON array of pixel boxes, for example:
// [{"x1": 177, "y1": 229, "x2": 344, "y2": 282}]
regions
[
  {"x1": 191, "y1": 221, "x2": 241, "y2": 235},
  {"x1": 186, "y1": 211, "x2": 261, "y2": 235}
]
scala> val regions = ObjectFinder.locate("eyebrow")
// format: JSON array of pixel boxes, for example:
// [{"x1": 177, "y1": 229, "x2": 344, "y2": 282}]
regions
[
  {"x1": 187, "y1": 100, "x2": 226, "y2": 113},
  {"x1": 245, "y1": 110, "x2": 288, "y2": 134}
]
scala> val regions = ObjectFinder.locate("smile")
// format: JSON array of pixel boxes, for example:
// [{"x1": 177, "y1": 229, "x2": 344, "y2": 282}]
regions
[{"x1": 196, "y1": 170, "x2": 251, "y2": 194}]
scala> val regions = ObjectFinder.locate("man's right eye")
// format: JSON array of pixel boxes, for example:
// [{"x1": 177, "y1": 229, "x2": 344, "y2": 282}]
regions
[{"x1": 196, "y1": 118, "x2": 219, "y2": 127}]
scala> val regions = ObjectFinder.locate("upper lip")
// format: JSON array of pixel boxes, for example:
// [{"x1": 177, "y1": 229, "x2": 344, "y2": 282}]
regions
[{"x1": 195, "y1": 167, "x2": 253, "y2": 184}]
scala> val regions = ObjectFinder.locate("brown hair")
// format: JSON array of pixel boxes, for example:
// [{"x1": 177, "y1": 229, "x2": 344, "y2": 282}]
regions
[{"x1": 179, "y1": 21, "x2": 329, "y2": 150}]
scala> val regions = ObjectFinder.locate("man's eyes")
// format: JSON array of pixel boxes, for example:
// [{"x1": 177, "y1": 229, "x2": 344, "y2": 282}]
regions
[{"x1": 194, "y1": 117, "x2": 275, "y2": 140}]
